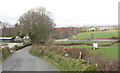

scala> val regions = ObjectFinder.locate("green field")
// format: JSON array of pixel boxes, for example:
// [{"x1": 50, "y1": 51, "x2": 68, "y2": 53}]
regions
[
  {"x1": 56, "y1": 30, "x2": 119, "y2": 59},
  {"x1": 71, "y1": 43, "x2": 119, "y2": 59},
  {"x1": 0, "y1": 39, "x2": 14, "y2": 43},
  {"x1": 70, "y1": 30, "x2": 119, "y2": 40}
]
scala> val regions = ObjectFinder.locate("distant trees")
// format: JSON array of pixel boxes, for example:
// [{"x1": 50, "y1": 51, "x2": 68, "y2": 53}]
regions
[
  {"x1": 19, "y1": 7, "x2": 55, "y2": 44},
  {"x1": 0, "y1": 21, "x2": 11, "y2": 29},
  {"x1": 0, "y1": 21, "x2": 1, "y2": 23},
  {"x1": 0, "y1": 21, "x2": 17, "y2": 37},
  {"x1": 52, "y1": 27, "x2": 81, "y2": 39},
  {"x1": 111, "y1": 25, "x2": 119, "y2": 30}
]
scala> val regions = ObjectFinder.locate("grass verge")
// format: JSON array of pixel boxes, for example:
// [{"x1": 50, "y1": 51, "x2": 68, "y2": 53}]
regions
[{"x1": 29, "y1": 47, "x2": 97, "y2": 71}]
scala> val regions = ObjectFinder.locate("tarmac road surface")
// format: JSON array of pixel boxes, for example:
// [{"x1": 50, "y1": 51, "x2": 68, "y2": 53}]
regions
[{"x1": 1, "y1": 46, "x2": 59, "y2": 71}]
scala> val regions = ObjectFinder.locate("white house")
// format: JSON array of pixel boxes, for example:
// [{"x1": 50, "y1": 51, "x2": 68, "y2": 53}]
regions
[
  {"x1": 88, "y1": 28, "x2": 96, "y2": 31},
  {"x1": 23, "y1": 36, "x2": 29, "y2": 40},
  {"x1": 14, "y1": 36, "x2": 22, "y2": 42},
  {"x1": 99, "y1": 26, "x2": 111, "y2": 31}
]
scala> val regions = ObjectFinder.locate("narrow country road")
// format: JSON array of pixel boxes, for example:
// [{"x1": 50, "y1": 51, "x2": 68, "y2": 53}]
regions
[
  {"x1": 55, "y1": 39, "x2": 117, "y2": 42},
  {"x1": 1, "y1": 46, "x2": 59, "y2": 71}
]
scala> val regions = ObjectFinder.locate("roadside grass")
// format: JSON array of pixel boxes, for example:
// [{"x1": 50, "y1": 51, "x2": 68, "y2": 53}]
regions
[
  {"x1": 70, "y1": 30, "x2": 118, "y2": 40},
  {"x1": 29, "y1": 48, "x2": 97, "y2": 71},
  {"x1": 70, "y1": 43, "x2": 119, "y2": 59}
]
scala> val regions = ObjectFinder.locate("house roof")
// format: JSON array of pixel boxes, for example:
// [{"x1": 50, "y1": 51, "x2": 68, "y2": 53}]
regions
[{"x1": 0, "y1": 37, "x2": 13, "y2": 40}]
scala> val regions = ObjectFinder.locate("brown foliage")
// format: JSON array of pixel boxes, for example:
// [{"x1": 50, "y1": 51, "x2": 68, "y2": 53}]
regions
[
  {"x1": 62, "y1": 47, "x2": 89, "y2": 59},
  {"x1": 45, "y1": 45, "x2": 118, "y2": 71},
  {"x1": 46, "y1": 45, "x2": 89, "y2": 59},
  {"x1": 47, "y1": 45, "x2": 64, "y2": 54},
  {"x1": 87, "y1": 53, "x2": 118, "y2": 71}
]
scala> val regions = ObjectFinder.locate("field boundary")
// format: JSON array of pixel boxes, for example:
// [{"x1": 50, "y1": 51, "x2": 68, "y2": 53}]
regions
[{"x1": 55, "y1": 41, "x2": 118, "y2": 46}]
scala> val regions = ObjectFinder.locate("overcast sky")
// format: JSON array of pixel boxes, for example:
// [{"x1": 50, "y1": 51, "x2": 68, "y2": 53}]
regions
[{"x1": 0, "y1": 0, "x2": 119, "y2": 27}]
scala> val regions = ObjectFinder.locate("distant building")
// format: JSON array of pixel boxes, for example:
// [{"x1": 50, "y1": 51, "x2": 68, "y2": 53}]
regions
[
  {"x1": 99, "y1": 26, "x2": 111, "y2": 31},
  {"x1": 0, "y1": 37, "x2": 14, "y2": 43},
  {"x1": 23, "y1": 36, "x2": 29, "y2": 40},
  {"x1": 14, "y1": 36, "x2": 22, "y2": 42},
  {"x1": 14, "y1": 35, "x2": 30, "y2": 42},
  {"x1": 88, "y1": 28, "x2": 96, "y2": 31}
]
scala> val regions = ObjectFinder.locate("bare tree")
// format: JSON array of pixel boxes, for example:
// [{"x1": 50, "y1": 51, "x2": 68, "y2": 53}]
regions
[{"x1": 19, "y1": 7, "x2": 55, "y2": 44}]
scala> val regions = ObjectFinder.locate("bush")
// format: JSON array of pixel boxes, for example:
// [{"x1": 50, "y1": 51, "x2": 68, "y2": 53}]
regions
[
  {"x1": 2, "y1": 47, "x2": 11, "y2": 60},
  {"x1": 87, "y1": 53, "x2": 118, "y2": 71},
  {"x1": 47, "y1": 45, "x2": 64, "y2": 54},
  {"x1": 83, "y1": 64, "x2": 97, "y2": 71},
  {"x1": 46, "y1": 38, "x2": 55, "y2": 45},
  {"x1": 63, "y1": 47, "x2": 89, "y2": 59},
  {"x1": 112, "y1": 37, "x2": 120, "y2": 39},
  {"x1": 13, "y1": 45, "x2": 20, "y2": 50},
  {"x1": 109, "y1": 58, "x2": 118, "y2": 71}
]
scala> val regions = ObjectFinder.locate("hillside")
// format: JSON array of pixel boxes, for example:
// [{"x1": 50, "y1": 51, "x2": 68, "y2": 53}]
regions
[{"x1": 70, "y1": 30, "x2": 118, "y2": 40}]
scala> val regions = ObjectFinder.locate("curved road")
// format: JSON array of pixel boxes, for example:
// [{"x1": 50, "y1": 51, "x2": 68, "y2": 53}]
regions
[{"x1": 1, "y1": 46, "x2": 59, "y2": 71}]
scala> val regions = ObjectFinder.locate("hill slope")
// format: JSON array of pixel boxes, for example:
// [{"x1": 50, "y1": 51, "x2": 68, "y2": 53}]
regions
[{"x1": 70, "y1": 30, "x2": 118, "y2": 40}]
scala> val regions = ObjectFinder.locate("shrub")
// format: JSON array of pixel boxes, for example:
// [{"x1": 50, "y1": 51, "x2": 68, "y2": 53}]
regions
[
  {"x1": 13, "y1": 45, "x2": 20, "y2": 50},
  {"x1": 87, "y1": 53, "x2": 118, "y2": 71},
  {"x1": 2, "y1": 47, "x2": 11, "y2": 60},
  {"x1": 46, "y1": 38, "x2": 55, "y2": 45},
  {"x1": 63, "y1": 47, "x2": 89, "y2": 59},
  {"x1": 83, "y1": 64, "x2": 97, "y2": 71},
  {"x1": 47, "y1": 45, "x2": 64, "y2": 54},
  {"x1": 109, "y1": 58, "x2": 118, "y2": 71}
]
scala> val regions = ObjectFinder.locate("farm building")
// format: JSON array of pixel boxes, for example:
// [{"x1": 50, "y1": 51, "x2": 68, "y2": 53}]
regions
[{"x1": 0, "y1": 37, "x2": 14, "y2": 43}]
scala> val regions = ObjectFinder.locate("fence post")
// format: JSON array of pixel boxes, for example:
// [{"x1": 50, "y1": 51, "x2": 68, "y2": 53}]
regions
[{"x1": 79, "y1": 52, "x2": 82, "y2": 59}]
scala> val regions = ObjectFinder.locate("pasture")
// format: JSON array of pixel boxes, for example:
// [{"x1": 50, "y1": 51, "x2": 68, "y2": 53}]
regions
[
  {"x1": 71, "y1": 43, "x2": 119, "y2": 59},
  {"x1": 56, "y1": 30, "x2": 119, "y2": 59},
  {"x1": 70, "y1": 30, "x2": 119, "y2": 40}
]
